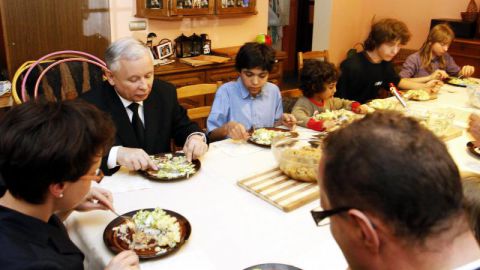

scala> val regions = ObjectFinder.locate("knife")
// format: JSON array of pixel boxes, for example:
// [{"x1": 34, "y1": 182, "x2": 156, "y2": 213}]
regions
[{"x1": 389, "y1": 83, "x2": 407, "y2": 108}]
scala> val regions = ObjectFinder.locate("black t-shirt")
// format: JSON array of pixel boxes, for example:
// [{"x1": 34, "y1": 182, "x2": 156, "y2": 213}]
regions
[
  {"x1": 336, "y1": 51, "x2": 401, "y2": 103},
  {"x1": 0, "y1": 205, "x2": 84, "y2": 270}
]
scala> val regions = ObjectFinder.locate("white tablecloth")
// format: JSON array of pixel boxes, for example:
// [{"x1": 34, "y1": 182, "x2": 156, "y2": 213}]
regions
[{"x1": 66, "y1": 83, "x2": 480, "y2": 270}]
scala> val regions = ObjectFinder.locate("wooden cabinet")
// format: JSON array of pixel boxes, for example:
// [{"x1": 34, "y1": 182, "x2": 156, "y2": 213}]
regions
[
  {"x1": 136, "y1": 0, "x2": 255, "y2": 19},
  {"x1": 0, "y1": 0, "x2": 110, "y2": 79},
  {"x1": 154, "y1": 50, "x2": 286, "y2": 88},
  {"x1": 449, "y1": 38, "x2": 480, "y2": 78}
]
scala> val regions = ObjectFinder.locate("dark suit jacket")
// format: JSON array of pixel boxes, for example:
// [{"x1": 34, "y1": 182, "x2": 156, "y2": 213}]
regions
[{"x1": 82, "y1": 79, "x2": 202, "y2": 175}]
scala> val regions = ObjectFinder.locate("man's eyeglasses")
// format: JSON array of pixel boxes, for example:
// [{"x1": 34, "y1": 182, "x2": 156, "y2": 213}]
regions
[
  {"x1": 310, "y1": 206, "x2": 352, "y2": 226},
  {"x1": 80, "y1": 168, "x2": 104, "y2": 183}
]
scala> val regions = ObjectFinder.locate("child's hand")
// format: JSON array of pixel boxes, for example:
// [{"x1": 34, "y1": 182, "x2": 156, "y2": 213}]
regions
[
  {"x1": 425, "y1": 80, "x2": 443, "y2": 93},
  {"x1": 281, "y1": 113, "x2": 297, "y2": 130},
  {"x1": 468, "y1": 113, "x2": 480, "y2": 144},
  {"x1": 429, "y1": 69, "x2": 449, "y2": 80},
  {"x1": 460, "y1": 65, "x2": 475, "y2": 78},
  {"x1": 323, "y1": 120, "x2": 337, "y2": 130},
  {"x1": 356, "y1": 105, "x2": 369, "y2": 114}
]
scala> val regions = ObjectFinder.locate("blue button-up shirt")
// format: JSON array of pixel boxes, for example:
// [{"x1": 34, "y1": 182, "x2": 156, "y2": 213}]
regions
[{"x1": 207, "y1": 78, "x2": 283, "y2": 132}]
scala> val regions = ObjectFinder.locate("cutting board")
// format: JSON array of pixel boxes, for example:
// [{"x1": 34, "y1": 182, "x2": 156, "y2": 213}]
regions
[
  {"x1": 237, "y1": 168, "x2": 319, "y2": 212},
  {"x1": 179, "y1": 55, "x2": 230, "y2": 67}
]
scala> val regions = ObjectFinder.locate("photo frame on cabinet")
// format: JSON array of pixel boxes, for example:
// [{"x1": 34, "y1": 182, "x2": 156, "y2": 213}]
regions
[{"x1": 157, "y1": 41, "x2": 173, "y2": 59}]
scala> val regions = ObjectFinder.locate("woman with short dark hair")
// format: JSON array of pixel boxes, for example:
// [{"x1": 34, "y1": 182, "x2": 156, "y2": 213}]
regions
[{"x1": 0, "y1": 100, "x2": 139, "y2": 270}]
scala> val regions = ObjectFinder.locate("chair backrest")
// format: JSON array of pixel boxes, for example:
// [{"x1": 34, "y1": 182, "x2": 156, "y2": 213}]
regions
[
  {"x1": 281, "y1": 88, "x2": 303, "y2": 113},
  {"x1": 298, "y1": 50, "x2": 329, "y2": 72},
  {"x1": 16, "y1": 50, "x2": 108, "y2": 103},
  {"x1": 392, "y1": 48, "x2": 416, "y2": 74},
  {"x1": 12, "y1": 60, "x2": 106, "y2": 104},
  {"x1": 176, "y1": 83, "x2": 218, "y2": 121}
]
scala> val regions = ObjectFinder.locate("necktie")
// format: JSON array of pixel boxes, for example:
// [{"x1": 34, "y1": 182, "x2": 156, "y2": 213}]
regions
[{"x1": 127, "y1": 102, "x2": 145, "y2": 148}]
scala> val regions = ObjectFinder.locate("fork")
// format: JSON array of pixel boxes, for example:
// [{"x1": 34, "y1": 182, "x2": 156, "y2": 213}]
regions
[{"x1": 111, "y1": 210, "x2": 136, "y2": 230}]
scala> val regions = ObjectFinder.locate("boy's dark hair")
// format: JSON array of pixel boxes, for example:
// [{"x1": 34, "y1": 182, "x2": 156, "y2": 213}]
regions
[
  {"x1": 235, "y1": 42, "x2": 276, "y2": 72},
  {"x1": 364, "y1": 18, "x2": 411, "y2": 51},
  {"x1": 322, "y1": 111, "x2": 463, "y2": 242},
  {"x1": 0, "y1": 100, "x2": 115, "y2": 204},
  {"x1": 462, "y1": 176, "x2": 480, "y2": 244},
  {"x1": 300, "y1": 60, "x2": 339, "y2": 98}
]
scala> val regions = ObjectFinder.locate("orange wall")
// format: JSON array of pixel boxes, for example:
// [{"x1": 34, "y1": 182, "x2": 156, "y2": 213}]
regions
[
  {"x1": 109, "y1": 0, "x2": 268, "y2": 48},
  {"x1": 325, "y1": 0, "x2": 467, "y2": 65}
]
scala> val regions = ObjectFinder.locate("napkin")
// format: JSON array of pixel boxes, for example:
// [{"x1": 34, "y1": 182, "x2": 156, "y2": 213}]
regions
[
  {"x1": 211, "y1": 139, "x2": 266, "y2": 157},
  {"x1": 96, "y1": 167, "x2": 152, "y2": 193}
]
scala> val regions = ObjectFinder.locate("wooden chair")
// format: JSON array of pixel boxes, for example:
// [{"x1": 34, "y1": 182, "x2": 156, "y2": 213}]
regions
[
  {"x1": 176, "y1": 83, "x2": 219, "y2": 124},
  {"x1": 281, "y1": 88, "x2": 303, "y2": 113},
  {"x1": 392, "y1": 48, "x2": 416, "y2": 74},
  {"x1": 14, "y1": 50, "x2": 108, "y2": 104},
  {"x1": 298, "y1": 50, "x2": 329, "y2": 72}
]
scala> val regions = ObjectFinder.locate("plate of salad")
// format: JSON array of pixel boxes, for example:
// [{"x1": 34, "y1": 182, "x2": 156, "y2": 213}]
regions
[
  {"x1": 139, "y1": 153, "x2": 200, "y2": 181},
  {"x1": 103, "y1": 208, "x2": 191, "y2": 259},
  {"x1": 446, "y1": 77, "x2": 479, "y2": 88},
  {"x1": 247, "y1": 127, "x2": 298, "y2": 148}
]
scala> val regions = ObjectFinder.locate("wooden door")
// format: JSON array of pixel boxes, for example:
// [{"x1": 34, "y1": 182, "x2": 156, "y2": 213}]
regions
[{"x1": 0, "y1": 0, "x2": 110, "y2": 79}]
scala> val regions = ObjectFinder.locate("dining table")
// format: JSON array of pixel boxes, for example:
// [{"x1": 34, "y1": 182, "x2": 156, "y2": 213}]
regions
[{"x1": 66, "y1": 81, "x2": 480, "y2": 270}]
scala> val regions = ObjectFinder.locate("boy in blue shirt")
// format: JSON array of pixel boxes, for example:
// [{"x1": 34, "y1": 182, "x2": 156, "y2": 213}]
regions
[{"x1": 207, "y1": 42, "x2": 296, "y2": 141}]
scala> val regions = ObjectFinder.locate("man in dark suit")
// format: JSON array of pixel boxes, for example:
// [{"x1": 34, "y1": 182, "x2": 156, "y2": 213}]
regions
[{"x1": 82, "y1": 37, "x2": 207, "y2": 175}]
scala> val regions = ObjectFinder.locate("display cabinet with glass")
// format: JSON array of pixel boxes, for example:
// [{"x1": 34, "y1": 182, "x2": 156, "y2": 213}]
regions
[
  {"x1": 136, "y1": 0, "x2": 169, "y2": 17},
  {"x1": 216, "y1": 0, "x2": 256, "y2": 15},
  {"x1": 136, "y1": 0, "x2": 255, "y2": 19},
  {"x1": 171, "y1": 0, "x2": 214, "y2": 16}
]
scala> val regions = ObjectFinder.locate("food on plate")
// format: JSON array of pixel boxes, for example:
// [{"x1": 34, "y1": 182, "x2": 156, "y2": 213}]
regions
[
  {"x1": 312, "y1": 109, "x2": 361, "y2": 131},
  {"x1": 146, "y1": 154, "x2": 196, "y2": 179},
  {"x1": 250, "y1": 128, "x2": 293, "y2": 145},
  {"x1": 448, "y1": 77, "x2": 479, "y2": 86},
  {"x1": 113, "y1": 208, "x2": 181, "y2": 254},
  {"x1": 367, "y1": 99, "x2": 405, "y2": 111},
  {"x1": 402, "y1": 89, "x2": 434, "y2": 101},
  {"x1": 272, "y1": 137, "x2": 322, "y2": 182},
  {"x1": 312, "y1": 109, "x2": 356, "y2": 121}
]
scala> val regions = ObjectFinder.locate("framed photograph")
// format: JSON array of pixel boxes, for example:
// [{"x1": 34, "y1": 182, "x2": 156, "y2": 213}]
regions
[{"x1": 156, "y1": 42, "x2": 173, "y2": 60}]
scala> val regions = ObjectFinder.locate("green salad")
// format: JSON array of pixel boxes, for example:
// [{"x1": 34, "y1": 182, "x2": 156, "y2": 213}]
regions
[{"x1": 149, "y1": 154, "x2": 196, "y2": 179}]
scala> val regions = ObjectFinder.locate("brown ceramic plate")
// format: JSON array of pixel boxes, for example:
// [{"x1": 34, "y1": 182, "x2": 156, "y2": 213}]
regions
[
  {"x1": 247, "y1": 127, "x2": 299, "y2": 148},
  {"x1": 467, "y1": 141, "x2": 480, "y2": 159},
  {"x1": 139, "y1": 153, "x2": 201, "y2": 182},
  {"x1": 243, "y1": 263, "x2": 303, "y2": 270},
  {"x1": 103, "y1": 208, "x2": 191, "y2": 260}
]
